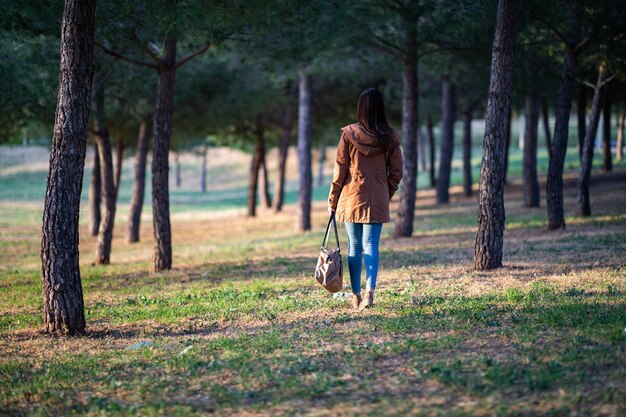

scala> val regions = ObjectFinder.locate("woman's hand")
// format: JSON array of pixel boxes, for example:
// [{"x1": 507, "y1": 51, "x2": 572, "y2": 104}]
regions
[{"x1": 328, "y1": 206, "x2": 335, "y2": 215}]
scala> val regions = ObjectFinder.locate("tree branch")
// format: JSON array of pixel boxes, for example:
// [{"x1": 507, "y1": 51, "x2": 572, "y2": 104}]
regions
[
  {"x1": 133, "y1": 30, "x2": 161, "y2": 63},
  {"x1": 573, "y1": 36, "x2": 591, "y2": 54},
  {"x1": 175, "y1": 44, "x2": 211, "y2": 70},
  {"x1": 600, "y1": 73, "x2": 617, "y2": 88},
  {"x1": 96, "y1": 42, "x2": 158, "y2": 70},
  {"x1": 526, "y1": 7, "x2": 569, "y2": 46}
]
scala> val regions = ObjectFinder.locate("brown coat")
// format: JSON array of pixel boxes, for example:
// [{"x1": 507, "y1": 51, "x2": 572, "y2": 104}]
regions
[{"x1": 328, "y1": 123, "x2": 403, "y2": 223}]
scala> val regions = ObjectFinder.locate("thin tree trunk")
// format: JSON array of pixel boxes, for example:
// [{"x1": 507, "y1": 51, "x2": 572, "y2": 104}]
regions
[
  {"x1": 247, "y1": 128, "x2": 264, "y2": 217},
  {"x1": 297, "y1": 72, "x2": 312, "y2": 231},
  {"x1": 541, "y1": 97, "x2": 551, "y2": 156},
  {"x1": 577, "y1": 86, "x2": 586, "y2": 161},
  {"x1": 174, "y1": 151, "x2": 181, "y2": 188},
  {"x1": 128, "y1": 117, "x2": 151, "y2": 243},
  {"x1": 547, "y1": 7, "x2": 582, "y2": 230},
  {"x1": 200, "y1": 145, "x2": 208, "y2": 193},
  {"x1": 578, "y1": 66, "x2": 605, "y2": 216},
  {"x1": 418, "y1": 128, "x2": 427, "y2": 172},
  {"x1": 428, "y1": 114, "x2": 435, "y2": 188},
  {"x1": 114, "y1": 137, "x2": 124, "y2": 198},
  {"x1": 503, "y1": 107, "x2": 512, "y2": 185},
  {"x1": 462, "y1": 103, "x2": 473, "y2": 197},
  {"x1": 152, "y1": 36, "x2": 176, "y2": 271},
  {"x1": 394, "y1": 20, "x2": 418, "y2": 237},
  {"x1": 602, "y1": 96, "x2": 612, "y2": 172},
  {"x1": 93, "y1": 78, "x2": 116, "y2": 265},
  {"x1": 617, "y1": 111, "x2": 625, "y2": 161},
  {"x1": 41, "y1": 0, "x2": 95, "y2": 336},
  {"x1": 316, "y1": 143, "x2": 326, "y2": 187},
  {"x1": 474, "y1": 0, "x2": 520, "y2": 271},
  {"x1": 523, "y1": 93, "x2": 540, "y2": 207},
  {"x1": 436, "y1": 77, "x2": 455, "y2": 204},
  {"x1": 258, "y1": 126, "x2": 271, "y2": 209},
  {"x1": 274, "y1": 105, "x2": 293, "y2": 212},
  {"x1": 88, "y1": 143, "x2": 101, "y2": 236}
]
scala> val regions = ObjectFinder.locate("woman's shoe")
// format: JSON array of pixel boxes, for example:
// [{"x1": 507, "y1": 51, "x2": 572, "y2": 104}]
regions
[
  {"x1": 359, "y1": 291, "x2": 374, "y2": 311},
  {"x1": 351, "y1": 293, "x2": 362, "y2": 309}
]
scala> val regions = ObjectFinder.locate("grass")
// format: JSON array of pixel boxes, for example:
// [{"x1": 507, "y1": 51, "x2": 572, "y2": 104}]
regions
[{"x1": 0, "y1": 143, "x2": 625, "y2": 416}]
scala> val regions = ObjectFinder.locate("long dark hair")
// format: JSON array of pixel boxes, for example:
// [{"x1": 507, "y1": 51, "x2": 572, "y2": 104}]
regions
[{"x1": 357, "y1": 88, "x2": 393, "y2": 150}]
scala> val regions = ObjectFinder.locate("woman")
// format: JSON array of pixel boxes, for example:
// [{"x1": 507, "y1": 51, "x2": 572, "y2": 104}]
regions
[{"x1": 328, "y1": 88, "x2": 403, "y2": 310}]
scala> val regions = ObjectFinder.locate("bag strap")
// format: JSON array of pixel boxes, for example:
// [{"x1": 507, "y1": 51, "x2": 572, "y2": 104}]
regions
[{"x1": 321, "y1": 213, "x2": 341, "y2": 250}]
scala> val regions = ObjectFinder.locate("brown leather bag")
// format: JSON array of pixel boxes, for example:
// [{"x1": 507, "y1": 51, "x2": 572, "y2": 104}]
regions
[{"x1": 315, "y1": 214, "x2": 343, "y2": 293}]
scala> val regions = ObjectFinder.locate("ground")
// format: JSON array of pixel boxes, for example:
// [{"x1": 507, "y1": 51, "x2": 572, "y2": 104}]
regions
[{"x1": 0, "y1": 144, "x2": 624, "y2": 416}]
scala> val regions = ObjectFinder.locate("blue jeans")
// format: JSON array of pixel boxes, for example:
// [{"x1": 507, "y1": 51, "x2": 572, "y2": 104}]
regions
[{"x1": 343, "y1": 222, "x2": 383, "y2": 294}]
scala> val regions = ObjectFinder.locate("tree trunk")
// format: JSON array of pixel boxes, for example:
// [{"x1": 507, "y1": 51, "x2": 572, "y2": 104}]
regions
[
  {"x1": 174, "y1": 151, "x2": 181, "y2": 188},
  {"x1": 578, "y1": 67, "x2": 605, "y2": 216},
  {"x1": 297, "y1": 72, "x2": 312, "y2": 231},
  {"x1": 428, "y1": 114, "x2": 435, "y2": 188},
  {"x1": 474, "y1": 0, "x2": 519, "y2": 271},
  {"x1": 114, "y1": 137, "x2": 124, "y2": 199},
  {"x1": 394, "y1": 20, "x2": 418, "y2": 237},
  {"x1": 503, "y1": 107, "x2": 512, "y2": 185},
  {"x1": 577, "y1": 86, "x2": 586, "y2": 161},
  {"x1": 617, "y1": 111, "x2": 625, "y2": 161},
  {"x1": 260, "y1": 157, "x2": 272, "y2": 208},
  {"x1": 88, "y1": 143, "x2": 101, "y2": 236},
  {"x1": 602, "y1": 96, "x2": 612, "y2": 172},
  {"x1": 200, "y1": 145, "x2": 208, "y2": 193},
  {"x1": 41, "y1": 0, "x2": 95, "y2": 336},
  {"x1": 247, "y1": 128, "x2": 264, "y2": 217},
  {"x1": 274, "y1": 105, "x2": 293, "y2": 212},
  {"x1": 523, "y1": 93, "x2": 540, "y2": 207},
  {"x1": 418, "y1": 128, "x2": 427, "y2": 172},
  {"x1": 462, "y1": 103, "x2": 473, "y2": 197},
  {"x1": 541, "y1": 97, "x2": 551, "y2": 156},
  {"x1": 316, "y1": 143, "x2": 326, "y2": 187},
  {"x1": 93, "y1": 78, "x2": 116, "y2": 265},
  {"x1": 128, "y1": 117, "x2": 151, "y2": 243},
  {"x1": 436, "y1": 77, "x2": 455, "y2": 204},
  {"x1": 151, "y1": 37, "x2": 176, "y2": 271},
  {"x1": 547, "y1": 10, "x2": 581, "y2": 230}
]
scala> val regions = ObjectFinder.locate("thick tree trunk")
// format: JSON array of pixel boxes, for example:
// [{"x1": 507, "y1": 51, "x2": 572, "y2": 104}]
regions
[
  {"x1": 200, "y1": 145, "x2": 208, "y2": 193},
  {"x1": 317, "y1": 143, "x2": 326, "y2": 187},
  {"x1": 88, "y1": 143, "x2": 101, "y2": 236},
  {"x1": 114, "y1": 137, "x2": 124, "y2": 198},
  {"x1": 503, "y1": 107, "x2": 512, "y2": 185},
  {"x1": 427, "y1": 115, "x2": 435, "y2": 188},
  {"x1": 41, "y1": 0, "x2": 95, "y2": 336},
  {"x1": 247, "y1": 128, "x2": 264, "y2": 217},
  {"x1": 152, "y1": 37, "x2": 176, "y2": 271},
  {"x1": 541, "y1": 97, "x2": 551, "y2": 156},
  {"x1": 297, "y1": 72, "x2": 312, "y2": 231},
  {"x1": 462, "y1": 104, "x2": 473, "y2": 197},
  {"x1": 274, "y1": 105, "x2": 293, "y2": 212},
  {"x1": 474, "y1": 0, "x2": 519, "y2": 271},
  {"x1": 174, "y1": 151, "x2": 181, "y2": 188},
  {"x1": 602, "y1": 97, "x2": 612, "y2": 172},
  {"x1": 128, "y1": 118, "x2": 151, "y2": 243},
  {"x1": 93, "y1": 79, "x2": 116, "y2": 265},
  {"x1": 436, "y1": 77, "x2": 456, "y2": 204},
  {"x1": 578, "y1": 67, "x2": 605, "y2": 216},
  {"x1": 394, "y1": 21, "x2": 418, "y2": 237},
  {"x1": 577, "y1": 86, "x2": 586, "y2": 161},
  {"x1": 523, "y1": 93, "x2": 540, "y2": 207},
  {"x1": 617, "y1": 112, "x2": 625, "y2": 161}
]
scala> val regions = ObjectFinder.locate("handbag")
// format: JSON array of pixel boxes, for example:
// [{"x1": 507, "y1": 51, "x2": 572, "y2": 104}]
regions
[{"x1": 315, "y1": 213, "x2": 343, "y2": 293}]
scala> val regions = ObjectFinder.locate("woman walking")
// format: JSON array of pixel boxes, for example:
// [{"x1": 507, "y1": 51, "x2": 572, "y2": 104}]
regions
[{"x1": 328, "y1": 88, "x2": 403, "y2": 310}]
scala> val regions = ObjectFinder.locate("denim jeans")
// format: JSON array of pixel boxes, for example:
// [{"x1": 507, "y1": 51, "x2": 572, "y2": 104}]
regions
[{"x1": 343, "y1": 222, "x2": 383, "y2": 293}]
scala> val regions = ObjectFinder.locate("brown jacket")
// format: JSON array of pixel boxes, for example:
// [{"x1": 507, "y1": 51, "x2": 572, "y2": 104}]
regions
[{"x1": 328, "y1": 123, "x2": 403, "y2": 223}]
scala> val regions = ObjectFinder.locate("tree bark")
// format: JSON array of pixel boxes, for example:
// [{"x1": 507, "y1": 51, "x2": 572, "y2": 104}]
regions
[
  {"x1": 297, "y1": 72, "x2": 312, "y2": 231},
  {"x1": 274, "y1": 105, "x2": 293, "y2": 212},
  {"x1": 317, "y1": 143, "x2": 326, "y2": 187},
  {"x1": 247, "y1": 128, "x2": 264, "y2": 217},
  {"x1": 151, "y1": 37, "x2": 176, "y2": 271},
  {"x1": 114, "y1": 137, "x2": 124, "y2": 199},
  {"x1": 602, "y1": 96, "x2": 612, "y2": 172},
  {"x1": 474, "y1": 0, "x2": 519, "y2": 271},
  {"x1": 436, "y1": 77, "x2": 456, "y2": 204},
  {"x1": 128, "y1": 117, "x2": 151, "y2": 243},
  {"x1": 546, "y1": 11, "x2": 581, "y2": 230},
  {"x1": 41, "y1": 0, "x2": 95, "y2": 336},
  {"x1": 541, "y1": 97, "x2": 551, "y2": 157},
  {"x1": 200, "y1": 145, "x2": 208, "y2": 193},
  {"x1": 394, "y1": 20, "x2": 418, "y2": 237},
  {"x1": 617, "y1": 111, "x2": 625, "y2": 161},
  {"x1": 523, "y1": 93, "x2": 540, "y2": 207},
  {"x1": 88, "y1": 143, "x2": 101, "y2": 236},
  {"x1": 462, "y1": 103, "x2": 473, "y2": 197},
  {"x1": 578, "y1": 66, "x2": 605, "y2": 216},
  {"x1": 427, "y1": 115, "x2": 435, "y2": 188},
  {"x1": 503, "y1": 107, "x2": 512, "y2": 185},
  {"x1": 93, "y1": 78, "x2": 116, "y2": 265},
  {"x1": 576, "y1": 86, "x2": 586, "y2": 161}
]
